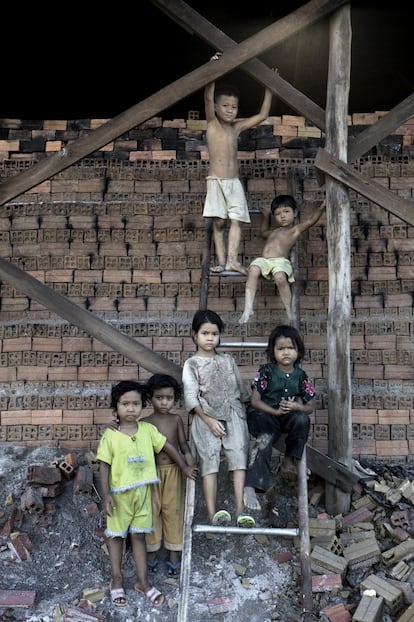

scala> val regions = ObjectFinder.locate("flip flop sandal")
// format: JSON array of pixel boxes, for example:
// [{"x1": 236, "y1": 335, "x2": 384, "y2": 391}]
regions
[
  {"x1": 236, "y1": 513, "x2": 256, "y2": 528},
  {"x1": 147, "y1": 559, "x2": 159, "y2": 573},
  {"x1": 109, "y1": 582, "x2": 127, "y2": 607},
  {"x1": 166, "y1": 560, "x2": 181, "y2": 575},
  {"x1": 212, "y1": 509, "x2": 232, "y2": 526},
  {"x1": 134, "y1": 584, "x2": 165, "y2": 607}
]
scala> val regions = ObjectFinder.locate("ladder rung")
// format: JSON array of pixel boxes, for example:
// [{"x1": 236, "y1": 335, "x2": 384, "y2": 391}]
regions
[
  {"x1": 193, "y1": 524, "x2": 298, "y2": 537},
  {"x1": 220, "y1": 342, "x2": 267, "y2": 348},
  {"x1": 209, "y1": 270, "x2": 246, "y2": 276}
]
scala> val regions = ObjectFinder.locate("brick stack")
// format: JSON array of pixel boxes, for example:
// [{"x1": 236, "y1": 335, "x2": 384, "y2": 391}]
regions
[{"x1": 0, "y1": 113, "x2": 412, "y2": 462}]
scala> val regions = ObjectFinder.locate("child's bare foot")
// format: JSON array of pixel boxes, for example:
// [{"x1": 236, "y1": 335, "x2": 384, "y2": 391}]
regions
[
  {"x1": 243, "y1": 486, "x2": 261, "y2": 510},
  {"x1": 238, "y1": 310, "x2": 253, "y2": 324},
  {"x1": 280, "y1": 456, "x2": 297, "y2": 481},
  {"x1": 225, "y1": 261, "x2": 247, "y2": 275},
  {"x1": 210, "y1": 264, "x2": 225, "y2": 273}
]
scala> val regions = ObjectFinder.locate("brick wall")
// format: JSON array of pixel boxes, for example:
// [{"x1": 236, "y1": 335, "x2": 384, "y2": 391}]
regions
[{"x1": 0, "y1": 113, "x2": 413, "y2": 462}]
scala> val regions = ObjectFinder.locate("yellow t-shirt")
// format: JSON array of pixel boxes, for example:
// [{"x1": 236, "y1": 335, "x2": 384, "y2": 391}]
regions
[{"x1": 96, "y1": 422, "x2": 166, "y2": 493}]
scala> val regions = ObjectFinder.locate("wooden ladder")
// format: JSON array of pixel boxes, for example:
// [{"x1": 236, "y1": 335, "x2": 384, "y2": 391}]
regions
[
  {"x1": 178, "y1": 336, "x2": 315, "y2": 621},
  {"x1": 180, "y1": 213, "x2": 315, "y2": 620}
]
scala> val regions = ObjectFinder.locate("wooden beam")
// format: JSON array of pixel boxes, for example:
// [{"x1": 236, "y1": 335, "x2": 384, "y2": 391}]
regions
[
  {"x1": 273, "y1": 438, "x2": 359, "y2": 493},
  {"x1": 349, "y1": 93, "x2": 414, "y2": 162},
  {"x1": 305, "y1": 445, "x2": 359, "y2": 493},
  {"x1": 153, "y1": 0, "x2": 414, "y2": 163},
  {"x1": 0, "y1": 0, "x2": 347, "y2": 205},
  {"x1": 151, "y1": 0, "x2": 326, "y2": 130},
  {"x1": 0, "y1": 257, "x2": 182, "y2": 382},
  {"x1": 315, "y1": 147, "x2": 414, "y2": 226}
]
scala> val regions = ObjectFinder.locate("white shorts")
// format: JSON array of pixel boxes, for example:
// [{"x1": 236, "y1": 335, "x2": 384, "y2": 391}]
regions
[{"x1": 203, "y1": 177, "x2": 251, "y2": 223}]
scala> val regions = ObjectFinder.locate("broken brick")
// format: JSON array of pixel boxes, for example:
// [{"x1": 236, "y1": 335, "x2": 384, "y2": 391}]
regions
[
  {"x1": 27, "y1": 465, "x2": 62, "y2": 485},
  {"x1": 20, "y1": 487, "x2": 44, "y2": 514},
  {"x1": 341, "y1": 507, "x2": 374, "y2": 527},
  {"x1": 390, "y1": 510, "x2": 410, "y2": 530},
  {"x1": 0, "y1": 508, "x2": 22, "y2": 536},
  {"x1": 321, "y1": 602, "x2": 351, "y2": 621},
  {"x1": 312, "y1": 573, "x2": 343, "y2": 592},
  {"x1": 275, "y1": 550, "x2": 293, "y2": 563},
  {"x1": 38, "y1": 483, "x2": 63, "y2": 498},
  {"x1": 0, "y1": 590, "x2": 36, "y2": 608},
  {"x1": 207, "y1": 595, "x2": 235, "y2": 614},
  {"x1": 73, "y1": 465, "x2": 93, "y2": 495}
]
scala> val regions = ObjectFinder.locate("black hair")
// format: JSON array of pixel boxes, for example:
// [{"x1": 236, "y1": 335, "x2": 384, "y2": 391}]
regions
[
  {"x1": 266, "y1": 325, "x2": 305, "y2": 364},
  {"x1": 191, "y1": 309, "x2": 225, "y2": 334},
  {"x1": 110, "y1": 380, "x2": 147, "y2": 410},
  {"x1": 147, "y1": 373, "x2": 182, "y2": 401},
  {"x1": 270, "y1": 194, "x2": 297, "y2": 215},
  {"x1": 214, "y1": 82, "x2": 240, "y2": 102}
]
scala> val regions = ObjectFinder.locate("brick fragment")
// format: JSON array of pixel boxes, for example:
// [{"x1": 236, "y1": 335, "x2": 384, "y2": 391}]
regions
[
  {"x1": 20, "y1": 487, "x2": 44, "y2": 514},
  {"x1": 322, "y1": 602, "x2": 351, "y2": 621},
  {"x1": 73, "y1": 465, "x2": 93, "y2": 495},
  {"x1": 8, "y1": 533, "x2": 31, "y2": 561},
  {"x1": 352, "y1": 593, "x2": 384, "y2": 622},
  {"x1": 27, "y1": 465, "x2": 61, "y2": 485},
  {"x1": 390, "y1": 510, "x2": 410, "y2": 529},
  {"x1": 38, "y1": 483, "x2": 63, "y2": 498},
  {"x1": 361, "y1": 574, "x2": 405, "y2": 616},
  {"x1": 60, "y1": 605, "x2": 105, "y2": 621},
  {"x1": 207, "y1": 595, "x2": 235, "y2": 614},
  {"x1": 0, "y1": 507, "x2": 22, "y2": 535},
  {"x1": 0, "y1": 589, "x2": 36, "y2": 608},
  {"x1": 341, "y1": 507, "x2": 374, "y2": 527},
  {"x1": 311, "y1": 545, "x2": 348, "y2": 576},
  {"x1": 59, "y1": 461, "x2": 76, "y2": 479},
  {"x1": 312, "y1": 573, "x2": 343, "y2": 592},
  {"x1": 397, "y1": 602, "x2": 414, "y2": 621}
]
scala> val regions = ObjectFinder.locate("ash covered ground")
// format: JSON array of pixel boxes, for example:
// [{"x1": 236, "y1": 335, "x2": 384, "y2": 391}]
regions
[{"x1": 2, "y1": 445, "x2": 408, "y2": 621}]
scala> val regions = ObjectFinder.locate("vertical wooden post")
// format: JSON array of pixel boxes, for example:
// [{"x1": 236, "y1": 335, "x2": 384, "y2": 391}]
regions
[
  {"x1": 297, "y1": 453, "x2": 315, "y2": 620},
  {"x1": 199, "y1": 219, "x2": 213, "y2": 310},
  {"x1": 325, "y1": 5, "x2": 353, "y2": 515},
  {"x1": 288, "y1": 169, "x2": 301, "y2": 332}
]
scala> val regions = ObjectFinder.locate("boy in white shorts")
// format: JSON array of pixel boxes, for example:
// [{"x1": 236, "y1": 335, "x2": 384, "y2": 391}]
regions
[{"x1": 203, "y1": 53, "x2": 272, "y2": 275}]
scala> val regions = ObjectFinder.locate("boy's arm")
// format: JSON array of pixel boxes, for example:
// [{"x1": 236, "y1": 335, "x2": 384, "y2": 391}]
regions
[
  {"x1": 204, "y1": 81, "x2": 216, "y2": 122},
  {"x1": 177, "y1": 416, "x2": 196, "y2": 465},
  {"x1": 236, "y1": 85, "x2": 273, "y2": 133},
  {"x1": 163, "y1": 440, "x2": 198, "y2": 479},
  {"x1": 204, "y1": 52, "x2": 221, "y2": 123},
  {"x1": 295, "y1": 200, "x2": 326, "y2": 235}
]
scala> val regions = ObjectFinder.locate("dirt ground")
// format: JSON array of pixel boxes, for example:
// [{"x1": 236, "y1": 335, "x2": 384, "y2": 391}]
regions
[
  {"x1": 1, "y1": 445, "x2": 403, "y2": 622},
  {"x1": 0, "y1": 445, "x2": 313, "y2": 622}
]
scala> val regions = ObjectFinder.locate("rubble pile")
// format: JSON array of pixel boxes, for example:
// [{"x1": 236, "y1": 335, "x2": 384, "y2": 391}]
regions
[
  {"x1": 304, "y1": 461, "x2": 414, "y2": 621},
  {"x1": 1, "y1": 447, "x2": 414, "y2": 621}
]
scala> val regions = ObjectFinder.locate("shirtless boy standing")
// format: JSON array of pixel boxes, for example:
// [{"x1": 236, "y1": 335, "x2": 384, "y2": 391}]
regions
[
  {"x1": 203, "y1": 53, "x2": 273, "y2": 275},
  {"x1": 238, "y1": 195, "x2": 326, "y2": 323}
]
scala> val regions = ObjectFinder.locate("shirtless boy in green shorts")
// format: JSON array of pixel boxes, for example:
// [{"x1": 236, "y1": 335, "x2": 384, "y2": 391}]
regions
[{"x1": 238, "y1": 195, "x2": 326, "y2": 323}]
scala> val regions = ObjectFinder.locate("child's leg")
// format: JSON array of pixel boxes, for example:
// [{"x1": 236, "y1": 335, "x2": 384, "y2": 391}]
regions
[
  {"x1": 283, "y1": 412, "x2": 311, "y2": 460},
  {"x1": 130, "y1": 533, "x2": 151, "y2": 592},
  {"x1": 106, "y1": 536, "x2": 125, "y2": 588},
  {"x1": 273, "y1": 271, "x2": 292, "y2": 321},
  {"x1": 239, "y1": 265, "x2": 261, "y2": 323},
  {"x1": 210, "y1": 217, "x2": 227, "y2": 271},
  {"x1": 226, "y1": 219, "x2": 247, "y2": 274},
  {"x1": 232, "y1": 468, "x2": 246, "y2": 517},
  {"x1": 245, "y1": 409, "x2": 280, "y2": 494},
  {"x1": 202, "y1": 472, "x2": 218, "y2": 523}
]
